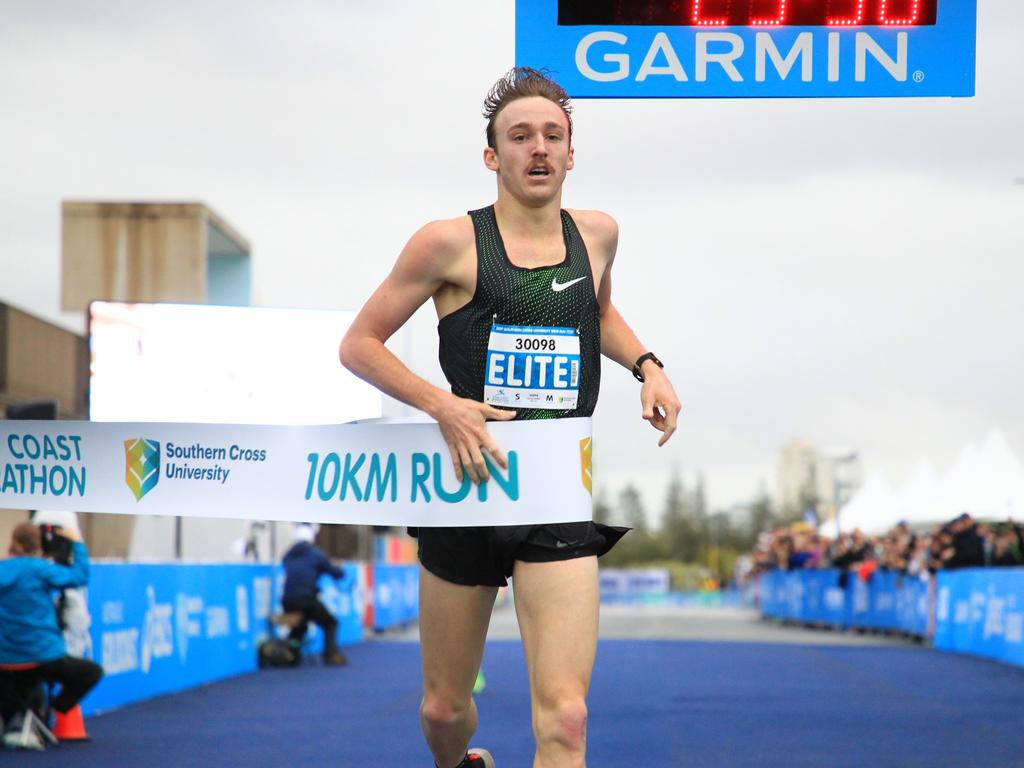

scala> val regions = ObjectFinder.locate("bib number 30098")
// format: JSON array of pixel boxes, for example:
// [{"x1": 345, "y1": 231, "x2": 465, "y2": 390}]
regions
[{"x1": 483, "y1": 323, "x2": 580, "y2": 410}]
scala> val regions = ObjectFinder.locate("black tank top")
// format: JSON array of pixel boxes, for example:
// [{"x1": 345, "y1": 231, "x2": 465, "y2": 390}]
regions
[{"x1": 437, "y1": 205, "x2": 601, "y2": 419}]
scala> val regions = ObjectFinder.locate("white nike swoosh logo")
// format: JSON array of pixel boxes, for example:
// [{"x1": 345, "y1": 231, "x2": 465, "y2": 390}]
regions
[{"x1": 551, "y1": 276, "x2": 588, "y2": 292}]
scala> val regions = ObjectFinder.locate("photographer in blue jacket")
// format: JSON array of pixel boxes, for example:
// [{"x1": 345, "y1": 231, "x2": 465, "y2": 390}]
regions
[{"x1": 0, "y1": 522, "x2": 103, "y2": 741}]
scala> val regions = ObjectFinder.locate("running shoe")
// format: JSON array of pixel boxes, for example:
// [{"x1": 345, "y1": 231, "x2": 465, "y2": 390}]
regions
[
  {"x1": 438, "y1": 748, "x2": 495, "y2": 768},
  {"x1": 464, "y1": 748, "x2": 495, "y2": 767}
]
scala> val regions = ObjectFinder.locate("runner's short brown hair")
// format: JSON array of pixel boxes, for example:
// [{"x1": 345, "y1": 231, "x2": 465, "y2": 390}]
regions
[{"x1": 484, "y1": 67, "x2": 573, "y2": 149}]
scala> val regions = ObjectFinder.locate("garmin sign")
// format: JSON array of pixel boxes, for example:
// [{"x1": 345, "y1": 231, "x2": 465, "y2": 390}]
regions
[{"x1": 515, "y1": 0, "x2": 976, "y2": 98}]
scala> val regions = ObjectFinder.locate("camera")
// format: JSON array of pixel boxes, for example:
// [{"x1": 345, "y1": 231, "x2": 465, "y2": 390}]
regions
[{"x1": 39, "y1": 524, "x2": 74, "y2": 566}]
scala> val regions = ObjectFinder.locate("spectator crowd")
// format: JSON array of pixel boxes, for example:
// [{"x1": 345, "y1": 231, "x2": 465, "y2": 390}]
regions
[{"x1": 750, "y1": 513, "x2": 1024, "y2": 581}]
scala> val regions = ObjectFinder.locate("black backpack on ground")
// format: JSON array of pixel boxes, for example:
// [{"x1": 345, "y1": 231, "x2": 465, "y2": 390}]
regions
[{"x1": 257, "y1": 638, "x2": 301, "y2": 668}]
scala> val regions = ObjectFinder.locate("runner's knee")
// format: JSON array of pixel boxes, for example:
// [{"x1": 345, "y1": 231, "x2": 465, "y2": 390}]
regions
[
  {"x1": 421, "y1": 692, "x2": 472, "y2": 730},
  {"x1": 534, "y1": 696, "x2": 588, "y2": 753}
]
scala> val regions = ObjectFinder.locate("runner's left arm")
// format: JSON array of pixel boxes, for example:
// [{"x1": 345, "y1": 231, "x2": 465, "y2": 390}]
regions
[{"x1": 588, "y1": 212, "x2": 681, "y2": 447}]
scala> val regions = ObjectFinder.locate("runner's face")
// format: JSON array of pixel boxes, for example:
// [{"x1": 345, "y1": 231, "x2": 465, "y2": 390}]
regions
[{"x1": 485, "y1": 96, "x2": 573, "y2": 206}]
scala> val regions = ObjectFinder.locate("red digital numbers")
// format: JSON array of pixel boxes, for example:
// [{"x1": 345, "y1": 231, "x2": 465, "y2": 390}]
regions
[
  {"x1": 559, "y1": 0, "x2": 937, "y2": 27},
  {"x1": 828, "y1": 0, "x2": 922, "y2": 26},
  {"x1": 878, "y1": 0, "x2": 921, "y2": 25},
  {"x1": 692, "y1": 0, "x2": 730, "y2": 26},
  {"x1": 749, "y1": 0, "x2": 787, "y2": 26},
  {"x1": 826, "y1": 0, "x2": 865, "y2": 26}
]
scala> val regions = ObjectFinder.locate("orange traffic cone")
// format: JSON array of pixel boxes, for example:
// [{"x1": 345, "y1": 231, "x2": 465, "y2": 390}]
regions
[{"x1": 52, "y1": 705, "x2": 90, "y2": 741}]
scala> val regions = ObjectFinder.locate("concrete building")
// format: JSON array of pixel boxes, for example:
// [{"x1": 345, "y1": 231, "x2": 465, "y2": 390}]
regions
[{"x1": 776, "y1": 438, "x2": 862, "y2": 526}]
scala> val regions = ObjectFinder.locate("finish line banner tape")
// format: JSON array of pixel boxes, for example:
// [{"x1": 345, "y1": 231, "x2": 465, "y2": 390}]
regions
[{"x1": 0, "y1": 418, "x2": 594, "y2": 526}]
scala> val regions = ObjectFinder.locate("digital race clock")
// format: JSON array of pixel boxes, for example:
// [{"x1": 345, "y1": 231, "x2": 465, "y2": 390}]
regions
[{"x1": 515, "y1": 0, "x2": 975, "y2": 97}]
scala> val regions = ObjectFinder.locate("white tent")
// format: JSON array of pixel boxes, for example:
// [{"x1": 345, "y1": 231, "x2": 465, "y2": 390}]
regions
[
  {"x1": 819, "y1": 432, "x2": 1024, "y2": 537},
  {"x1": 836, "y1": 471, "x2": 895, "y2": 535},
  {"x1": 917, "y1": 441, "x2": 981, "y2": 525},
  {"x1": 911, "y1": 431, "x2": 1024, "y2": 525},
  {"x1": 967, "y1": 430, "x2": 1024, "y2": 519},
  {"x1": 893, "y1": 459, "x2": 940, "y2": 527}
]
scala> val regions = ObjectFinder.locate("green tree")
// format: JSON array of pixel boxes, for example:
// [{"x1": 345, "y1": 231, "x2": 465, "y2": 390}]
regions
[
  {"x1": 693, "y1": 473, "x2": 708, "y2": 521},
  {"x1": 601, "y1": 483, "x2": 664, "y2": 564},
  {"x1": 593, "y1": 486, "x2": 613, "y2": 526},
  {"x1": 748, "y1": 483, "x2": 775, "y2": 540},
  {"x1": 619, "y1": 483, "x2": 648, "y2": 534},
  {"x1": 659, "y1": 465, "x2": 694, "y2": 562}
]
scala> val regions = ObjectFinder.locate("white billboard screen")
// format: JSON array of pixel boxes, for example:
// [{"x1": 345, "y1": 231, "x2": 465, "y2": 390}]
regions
[{"x1": 88, "y1": 302, "x2": 382, "y2": 425}]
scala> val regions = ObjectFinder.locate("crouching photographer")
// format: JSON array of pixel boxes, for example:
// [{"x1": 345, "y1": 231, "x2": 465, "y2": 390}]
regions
[{"x1": 0, "y1": 522, "x2": 103, "y2": 747}]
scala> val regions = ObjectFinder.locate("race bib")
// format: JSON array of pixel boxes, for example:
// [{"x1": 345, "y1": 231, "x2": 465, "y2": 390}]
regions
[{"x1": 483, "y1": 323, "x2": 580, "y2": 410}]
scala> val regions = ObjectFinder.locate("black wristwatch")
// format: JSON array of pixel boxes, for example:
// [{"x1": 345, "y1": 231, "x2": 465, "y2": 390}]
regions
[{"x1": 632, "y1": 352, "x2": 663, "y2": 382}]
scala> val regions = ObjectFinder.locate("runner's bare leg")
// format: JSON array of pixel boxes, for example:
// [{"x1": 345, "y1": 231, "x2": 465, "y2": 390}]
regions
[
  {"x1": 513, "y1": 556, "x2": 600, "y2": 768},
  {"x1": 419, "y1": 565, "x2": 498, "y2": 768}
]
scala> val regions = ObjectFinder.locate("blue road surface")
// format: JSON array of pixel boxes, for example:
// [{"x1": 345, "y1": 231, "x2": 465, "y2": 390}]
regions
[{"x1": 9, "y1": 625, "x2": 1024, "y2": 768}]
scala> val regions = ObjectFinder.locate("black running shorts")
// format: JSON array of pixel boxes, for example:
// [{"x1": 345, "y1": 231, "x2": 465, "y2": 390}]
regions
[{"x1": 411, "y1": 522, "x2": 629, "y2": 587}]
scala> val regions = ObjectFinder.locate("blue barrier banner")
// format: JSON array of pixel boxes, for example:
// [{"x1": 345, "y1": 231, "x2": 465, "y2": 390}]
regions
[
  {"x1": 895, "y1": 575, "x2": 930, "y2": 637},
  {"x1": 372, "y1": 564, "x2": 419, "y2": 631},
  {"x1": 847, "y1": 572, "x2": 870, "y2": 626},
  {"x1": 863, "y1": 570, "x2": 895, "y2": 630},
  {"x1": 599, "y1": 568, "x2": 670, "y2": 597},
  {"x1": 934, "y1": 568, "x2": 1024, "y2": 668},
  {"x1": 74, "y1": 561, "x2": 408, "y2": 715},
  {"x1": 801, "y1": 570, "x2": 846, "y2": 626},
  {"x1": 800, "y1": 570, "x2": 823, "y2": 622},
  {"x1": 81, "y1": 564, "x2": 273, "y2": 715},
  {"x1": 758, "y1": 570, "x2": 789, "y2": 619},
  {"x1": 761, "y1": 569, "x2": 841, "y2": 624},
  {"x1": 759, "y1": 569, "x2": 930, "y2": 635}
]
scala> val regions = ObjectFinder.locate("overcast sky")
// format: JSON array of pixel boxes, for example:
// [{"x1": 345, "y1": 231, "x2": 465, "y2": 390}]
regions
[{"x1": 1, "y1": 1, "x2": 1021, "y2": 516}]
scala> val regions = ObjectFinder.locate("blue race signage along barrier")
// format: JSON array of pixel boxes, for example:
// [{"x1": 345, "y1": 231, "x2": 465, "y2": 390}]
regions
[
  {"x1": 795, "y1": 569, "x2": 847, "y2": 626},
  {"x1": 895, "y1": 574, "x2": 930, "y2": 637},
  {"x1": 516, "y1": 0, "x2": 976, "y2": 98},
  {"x1": 80, "y1": 563, "x2": 272, "y2": 715},
  {"x1": 762, "y1": 567, "x2": 1024, "y2": 668},
  {"x1": 759, "y1": 568, "x2": 930, "y2": 635},
  {"x1": 934, "y1": 568, "x2": 1024, "y2": 668},
  {"x1": 73, "y1": 562, "x2": 418, "y2": 716},
  {"x1": 599, "y1": 567, "x2": 671, "y2": 598},
  {"x1": 372, "y1": 564, "x2": 419, "y2": 632}
]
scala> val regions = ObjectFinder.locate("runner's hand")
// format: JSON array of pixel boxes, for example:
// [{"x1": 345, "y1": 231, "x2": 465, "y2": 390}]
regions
[
  {"x1": 433, "y1": 394, "x2": 515, "y2": 484},
  {"x1": 640, "y1": 369, "x2": 681, "y2": 447}
]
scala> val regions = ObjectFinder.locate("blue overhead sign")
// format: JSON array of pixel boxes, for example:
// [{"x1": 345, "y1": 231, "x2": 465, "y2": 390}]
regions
[{"x1": 515, "y1": 0, "x2": 975, "y2": 97}]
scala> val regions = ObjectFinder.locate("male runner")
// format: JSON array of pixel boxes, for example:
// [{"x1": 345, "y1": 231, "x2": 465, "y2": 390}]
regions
[{"x1": 340, "y1": 67, "x2": 681, "y2": 768}]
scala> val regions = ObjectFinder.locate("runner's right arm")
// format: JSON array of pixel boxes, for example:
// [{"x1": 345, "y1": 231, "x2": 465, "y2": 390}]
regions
[{"x1": 339, "y1": 219, "x2": 513, "y2": 484}]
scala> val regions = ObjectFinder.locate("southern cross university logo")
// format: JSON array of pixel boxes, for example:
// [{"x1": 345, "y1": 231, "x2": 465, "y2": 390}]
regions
[
  {"x1": 125, "y1": 438, "x2": 160, "y2": 501},
  {"x1": 579, "y1": 437, "x2": 592, "y2": 495}
]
